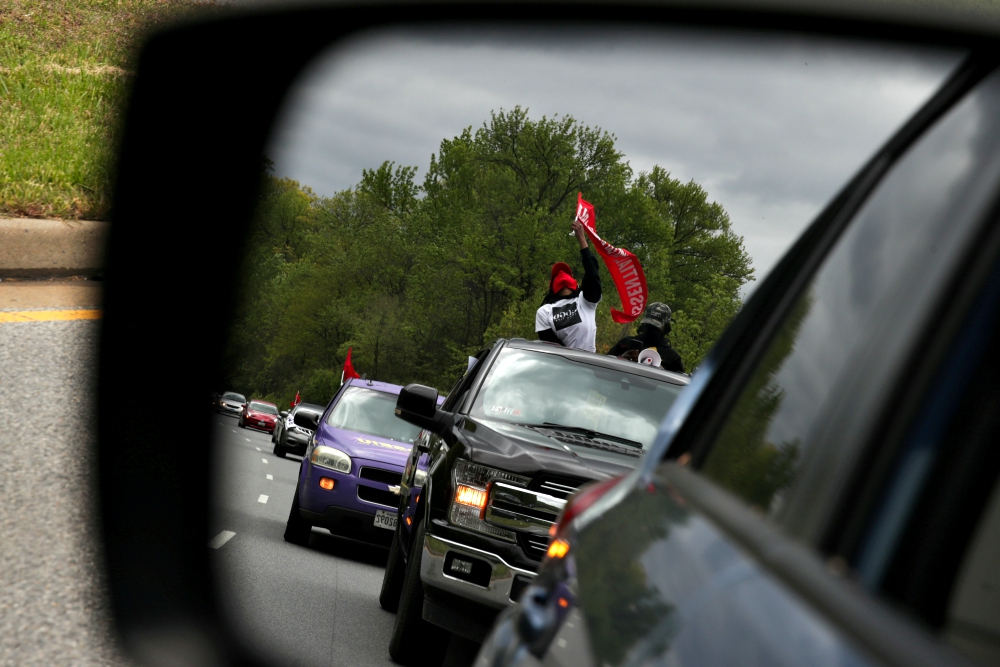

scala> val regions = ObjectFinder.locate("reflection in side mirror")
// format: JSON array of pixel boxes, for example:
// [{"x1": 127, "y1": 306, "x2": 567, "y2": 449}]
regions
[
  {"x1": 280, "y1": 410, "x2": 289, "y2": 418},
  {"x1": 294, "y1": 411, "x2": 320, "y2": 430},
  {"x1": 395, "y1": 384, "x2": 445, "y2": 433}
]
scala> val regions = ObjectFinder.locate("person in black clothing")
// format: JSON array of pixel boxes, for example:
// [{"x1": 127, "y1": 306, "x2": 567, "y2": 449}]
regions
[
  {"x1": 535, "y1": 220, "x2": 603, "y2": 352},
  {"x1": 608, "y1": 302, "x2": 685, "y2": 373}
]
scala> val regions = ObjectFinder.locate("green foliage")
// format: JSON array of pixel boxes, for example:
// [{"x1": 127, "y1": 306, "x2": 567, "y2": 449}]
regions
[
  {"x1": 700, "y1": 291, "x2": 813, "y2": 510},
  {"x1": 224, "y1": 110, "x2": 755, "y2": 404}
]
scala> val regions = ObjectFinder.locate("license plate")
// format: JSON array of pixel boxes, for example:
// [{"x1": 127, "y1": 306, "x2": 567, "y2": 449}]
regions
[
  {"x1": 374, "y1": 509, "x2": 397, "y2": 531},
  {"x1": 259, "y1": 421, "x2": 267, "y2": 426}
]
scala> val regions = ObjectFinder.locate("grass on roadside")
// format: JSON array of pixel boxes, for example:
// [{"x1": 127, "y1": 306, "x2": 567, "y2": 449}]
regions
[{"x1": 0, "y1": 0, "x2": 207, "y2": 220}]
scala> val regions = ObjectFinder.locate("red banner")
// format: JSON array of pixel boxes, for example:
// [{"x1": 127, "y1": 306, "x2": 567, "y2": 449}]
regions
[
  {"x1": 343, "y1": 347, "x2": 361, "y2": 381},
  {"x1": 575, "y1": 193, "x2": 647, "y2": 323}
]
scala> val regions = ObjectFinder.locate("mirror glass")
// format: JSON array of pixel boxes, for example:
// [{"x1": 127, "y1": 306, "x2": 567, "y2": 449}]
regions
[{"x1": 209, "y1": 24, "x2": 960, "y2": 667}]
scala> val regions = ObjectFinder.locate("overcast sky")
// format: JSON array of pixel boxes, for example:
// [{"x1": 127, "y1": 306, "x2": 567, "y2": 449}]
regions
[{"x1": 268, "y1": 27, "x2": 960, "y2": 293}]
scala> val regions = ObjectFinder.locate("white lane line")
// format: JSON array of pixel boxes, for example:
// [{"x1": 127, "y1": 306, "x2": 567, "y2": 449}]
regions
[
  {"x1": 266, "y1": 474, "x2": 273, "y2": 480},
  {"x1": 255, "y1": 447, "x2": 261, "y2": 451},
  {"x1": 232, "y1": 430, "x2": 236, "y2": 433},
  {"x1": 245, "y1": 438, "x2": 251, "y2": 442},
  {"x1": 261, "y1": 458, "x2": 268, "y2": 464},
  {"x1": 208, "y1": 530, "x2": 236, "y2": 549},
  {"x1": 258, "y1": 494, "x2": 269, "y2": 504}
]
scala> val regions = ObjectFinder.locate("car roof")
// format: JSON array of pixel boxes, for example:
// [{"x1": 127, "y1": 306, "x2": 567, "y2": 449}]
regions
[
  {"x1": 343, "y1": 378, "x2": 446, "y2": 403},
  {"x1": 294, "y1": 402, "x2": 324, "y2": 412},
  {"x1": 248, "y1": 399, "x2": 276, "y2": 406},
  {"x1": 504, "y1": 339, "x2": 691, "y2": 386},
  {"x1": 345, "y1": 378, "x2": 406, "y2": 394}
]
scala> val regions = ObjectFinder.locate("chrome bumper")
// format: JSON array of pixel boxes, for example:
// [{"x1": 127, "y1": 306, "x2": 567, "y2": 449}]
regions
[{"x1": 421, "y1": 533, "x2": 536, "y2": 609}]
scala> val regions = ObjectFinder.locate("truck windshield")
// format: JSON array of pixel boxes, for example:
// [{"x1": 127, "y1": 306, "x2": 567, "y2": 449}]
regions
[
  {"x1": 469, "y1": 348, "x2": 683, "y2": 450},
  {"x1": 326, "y1": 386, "x2": 422, "y2": 444}
]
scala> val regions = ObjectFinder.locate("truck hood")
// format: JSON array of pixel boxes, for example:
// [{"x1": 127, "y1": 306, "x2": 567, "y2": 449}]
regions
[
  {"x1": 315, "y1": 425, "x2": 412, "y2": 468},
  {"x1": 459, "y1": 416, "x2": 639, "y2": 482}
]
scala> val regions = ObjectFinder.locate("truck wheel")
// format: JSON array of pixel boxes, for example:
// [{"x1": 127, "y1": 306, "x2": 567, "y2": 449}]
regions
[
  {"x1": 388, "y1": 521, "x2": 449, "y2": 666},
  {"x1": 283, "y1": 485, "x2": 311, "y2": 546},
  {"x1": 379, "y1": 522, "x2": 405, "y2": 612}
]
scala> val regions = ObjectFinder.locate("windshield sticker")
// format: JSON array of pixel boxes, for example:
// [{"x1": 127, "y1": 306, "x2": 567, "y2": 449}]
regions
[
  {"x1": 491, "y1": 405, "x2": 522, "y2": 417},
  {"x1": 355, "y1": 437, "x2": 409, "y2": 452}
]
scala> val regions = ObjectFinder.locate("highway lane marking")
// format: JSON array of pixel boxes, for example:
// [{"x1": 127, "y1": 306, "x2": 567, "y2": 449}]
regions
[
  {"x1": 208, "y1": 530, "x2": 236, "y2": 549},
  {"x1": 0, "y1": 309, "x2": 102, "y2": 323},
  {"x1": 261, "y1": 458, "x2": 268, "y2": 464},
  {"x1": 266, "y1": 474, "x2": 273, "y2": 480},
  {"x1": 258, "y1": 494, "x2": 269, "y2": 504},
  {"x1": 255, "y1": 447, "x2": 260, "y2": 451},
  {"x1": 245, "y1": 438, "x2": 251, "y2": 442}
]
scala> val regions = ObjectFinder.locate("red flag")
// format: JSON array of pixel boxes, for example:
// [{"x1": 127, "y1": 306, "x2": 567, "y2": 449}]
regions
[
  {"x1": 343, "y1": 347, "x2": 361, "y2": 381},
  {"x1": 291, "y1": 390, "x2": 301, "y2": 408},
  {"x1": 575, "y1": 192, "x2": 648, "y2": 323}
]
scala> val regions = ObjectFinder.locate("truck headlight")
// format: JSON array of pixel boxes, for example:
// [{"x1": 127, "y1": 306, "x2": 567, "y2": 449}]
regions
[
  {"x1": 311, "y1": 445, "x2": 351, "y2": 474},
  {"x1": 449, "y1": 460, "x2": 528, "y2": 542}
]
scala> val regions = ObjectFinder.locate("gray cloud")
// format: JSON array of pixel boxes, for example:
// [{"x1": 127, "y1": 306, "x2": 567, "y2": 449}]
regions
[{"x1": 268, "y1": 27, "x2": 959, "y2": 292}]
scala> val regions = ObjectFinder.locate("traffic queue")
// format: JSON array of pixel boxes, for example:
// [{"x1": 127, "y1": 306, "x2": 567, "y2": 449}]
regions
[
  {"x1": 211, "y1": 200, "x2": 694, "y2": 665},
  {"x1": 215, "y1": 144, "x2": 1000, "y2": 667}
]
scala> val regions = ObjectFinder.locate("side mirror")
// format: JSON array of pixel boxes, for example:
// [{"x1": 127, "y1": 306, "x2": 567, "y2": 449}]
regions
[
  {"x1": 395, "y1": 384, "x2": 451, "y2": 435},
  {"x1": 294, "y1": 411, "x2": 320, "y2": 430},
  {"x1": 280, "y1": 410, "x2": 288, "y2": 418}
]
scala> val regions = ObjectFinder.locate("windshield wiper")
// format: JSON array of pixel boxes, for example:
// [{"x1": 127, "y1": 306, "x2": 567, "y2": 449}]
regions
[{"x1": 520, "y1": 422, "x2": 643, "y2": 450}]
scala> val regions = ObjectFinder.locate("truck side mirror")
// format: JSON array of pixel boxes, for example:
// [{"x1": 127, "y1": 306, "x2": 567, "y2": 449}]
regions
[{"x1": 395, "y1": 384, "x2": 451, "y2": 435}]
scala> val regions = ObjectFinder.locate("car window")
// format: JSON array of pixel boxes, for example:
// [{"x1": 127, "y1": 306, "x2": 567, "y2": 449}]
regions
[
  {"x1": 469, "y1": 348, "x2": 683, "y2": 450},
  {"x1": 945, "y1": 480, "x2": 1000, "y2": 665},
  {"x1": 248, "y1": 402, "x2": 277, "y2": 414},
  {"x1": 326, "y1": 386, "x2": 422, "y2": 443},
  {"x1": 441, "y1": 349, "x2": 490, "y2": 413},
  {"x1": 223, "y1": 393, "x2": 245, "y2": 402},
  {"x1": 695, "y1": 69, "x2": 1000, "y2": 543}
]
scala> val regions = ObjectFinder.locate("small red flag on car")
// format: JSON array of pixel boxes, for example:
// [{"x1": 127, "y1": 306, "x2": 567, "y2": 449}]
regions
[
  {"x1": 343, "y1": 347, "x2": 361, "y2": 382},
  {"x1": 575, "y1": 192, "x2": 648, "y2": 323},
  {"x1": 291, "y1": 390, "x2": 301, "y2": 408}
]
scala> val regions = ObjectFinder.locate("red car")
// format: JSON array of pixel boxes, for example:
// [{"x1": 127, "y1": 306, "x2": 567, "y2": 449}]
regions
[{"x1": 238, "y1": 400, "x2": 279, "y2": 433}]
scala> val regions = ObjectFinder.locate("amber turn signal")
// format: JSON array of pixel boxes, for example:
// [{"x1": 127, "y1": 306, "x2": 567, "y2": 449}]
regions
[
  {"x1": 319, "y1": 477, "x2": 335, "y2": 490},
  {"x1": 454, "y1": 484, "x2": 488, "y2": 510},
  {"x1": 547, "y1": 538, "x2": 570, "y2": 559}
]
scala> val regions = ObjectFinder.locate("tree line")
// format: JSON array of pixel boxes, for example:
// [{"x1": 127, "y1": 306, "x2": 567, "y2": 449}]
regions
[{"x1": 223, "y1": 107, "x2": 754, "y2": 406}]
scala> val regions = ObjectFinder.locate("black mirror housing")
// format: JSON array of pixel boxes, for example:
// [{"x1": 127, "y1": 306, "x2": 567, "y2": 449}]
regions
[
  {"x1": 395, "y1": 384, "x2": 449, "y2": 434},
  {"x1": 280, "y1": 410, "x2": 288, "y2": 418},
  {"x1": 294, "y1": 411, "x2": 320, "y2": 430}
]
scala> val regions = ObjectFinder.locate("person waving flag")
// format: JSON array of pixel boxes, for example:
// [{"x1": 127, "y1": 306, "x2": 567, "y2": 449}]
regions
[
  {"x1": 535, "y1": 213, "x2": 602, "y2": 352},
  {"x1": 574, "y1": 193, "x2": 648, "y2": 323}
]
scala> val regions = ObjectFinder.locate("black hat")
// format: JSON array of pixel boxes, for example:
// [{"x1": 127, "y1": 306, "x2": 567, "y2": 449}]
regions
[{"x1": 639, "y1": 302, "x2": 672, "y2": 330}]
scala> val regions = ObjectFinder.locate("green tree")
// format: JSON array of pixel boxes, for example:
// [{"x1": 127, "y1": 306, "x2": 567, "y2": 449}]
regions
[{"x1": 224, "y1": 109, "x2": 756, "y2": 402}]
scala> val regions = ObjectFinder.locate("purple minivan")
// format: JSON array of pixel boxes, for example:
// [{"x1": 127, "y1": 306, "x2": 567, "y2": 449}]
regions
[{"x1": 283, "y1": 378, "x2": 441, "y2": 546}]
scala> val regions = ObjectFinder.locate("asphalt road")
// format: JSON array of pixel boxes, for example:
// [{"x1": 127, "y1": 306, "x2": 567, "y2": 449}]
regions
[
  {"x1": 209, "y1": 416, "x2": 480, "y2": 667},
  {"x1": 0, "y1": 301, "x2": 135, "y2": 666},
  {"x1": 0, "y1": 281, "x2": 475, "y2": 667}
]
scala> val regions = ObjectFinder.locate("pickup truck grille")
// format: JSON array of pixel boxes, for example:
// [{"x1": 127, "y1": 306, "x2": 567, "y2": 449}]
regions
[
  {"x1": 528, "y1": 474, "x2": 588, "y2": 500},
  {"x1": 519, "y1": 534, "x2": 552, "y2": 561},
  {"x1": 484, "y1": 482, "x2": 565, "y2": 537}
]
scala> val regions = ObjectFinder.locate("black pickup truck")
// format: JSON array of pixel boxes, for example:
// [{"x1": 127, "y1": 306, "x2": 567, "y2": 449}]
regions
[{"x1": 378, "y1": 338, "x2": 689, "y2": 665}]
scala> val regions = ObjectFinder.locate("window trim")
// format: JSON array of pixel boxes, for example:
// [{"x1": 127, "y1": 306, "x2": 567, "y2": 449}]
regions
[{"x1": 641, "y1": 53, "x2": 998, "y2": 477}]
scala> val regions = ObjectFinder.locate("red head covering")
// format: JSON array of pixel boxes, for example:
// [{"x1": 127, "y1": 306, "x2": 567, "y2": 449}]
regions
[{"x1": 550, "y1": 262, "x2": 578, "y2": 294}]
